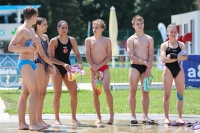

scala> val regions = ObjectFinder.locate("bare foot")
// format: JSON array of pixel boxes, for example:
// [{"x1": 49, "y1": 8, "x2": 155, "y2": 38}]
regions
[
  {"x1": 37, "y1": 122, "x2": 48, "y2": 129},
  {"x1": 164, "y1": 118, "x2": 170, "y2": 124},
  {"x1": 95, "y1": 118, "x2": 101, "y2": 124},
  {"x1": 42, "y1": 121, "x2": 51, "y2": 127},
  {"x1": 107, "y1": 115, "x2": 114, "y2": 125},
  {"x1": 71, "y1": 118, "x2": 81, "y2": 125},
  {"x1": 178, "y1": 118, "x2": 184, "y2": 124},
  {"x1": 18, "y1": 123, "x2": 29, "y2": 130},
  {"x1": 55, "y1": 120, "x2": 62, "y2": 125},
  {"x1": 29, "y1": 124, "x2": 46, "y2": 131},
  {"x1": 107, "y1": 121, "x2": 113, "y2": 125}
]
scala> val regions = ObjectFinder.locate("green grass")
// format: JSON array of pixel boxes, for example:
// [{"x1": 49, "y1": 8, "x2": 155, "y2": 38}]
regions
[
  {"x1": 80, "y1": 66, "x2": 163, "y2": 83},
  {"x1": 0, "y1": 89, "x2": 200, "y2": 114}
]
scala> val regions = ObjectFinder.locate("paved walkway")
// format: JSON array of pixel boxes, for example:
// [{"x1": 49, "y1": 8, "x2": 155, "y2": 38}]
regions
[
  {"x1": 0, "y1": 96, "x2": 200, "y2": 133},
  {"x1": 0, "y1": 97, "x2": 10, "y2": 120},
  {"x1": 0, "y1": 113, "x2": 200, "y2": 133},
  {"x1": 0, "y1": 83, "x2": 198, "y2": 132}
]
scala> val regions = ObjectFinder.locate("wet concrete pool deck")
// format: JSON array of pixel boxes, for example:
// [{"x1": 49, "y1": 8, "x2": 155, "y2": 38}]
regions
[{"x1": 0, "y1": 114, "x2": 200, "y2": 133}]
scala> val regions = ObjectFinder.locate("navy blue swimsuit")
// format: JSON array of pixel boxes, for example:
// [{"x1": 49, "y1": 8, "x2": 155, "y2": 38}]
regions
[
  {"x1": 165, "y1": 41, "x2": 181, "y2": 78},
  {"x1": 34, "y1": 35, "x2": 49, "y2": 70}
]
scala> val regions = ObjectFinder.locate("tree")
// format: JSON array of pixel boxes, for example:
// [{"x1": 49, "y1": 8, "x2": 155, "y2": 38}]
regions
[
  {"x1": 0, "y1": 0, "x2": 198, "y2": 41},
  {"x1": 47, "y1": 0, "x2": 84, "y2": 39},
  {"x1": 77, "y1": 0, "x2": 136, "y2": 33},
  {"x1": 134, "y1": 0, "x2": 198, "y2": 30},
  {"x1": 78, "y1": 0, "x2": 198, "y2": 31}
]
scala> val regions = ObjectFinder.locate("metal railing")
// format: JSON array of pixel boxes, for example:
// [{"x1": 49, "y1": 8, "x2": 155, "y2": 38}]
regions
[
  {"x1": 76, "y1": 54, "x2": 163, "y2": 85},
  {"x1": 0, "y1": 54, "x2": 163, "y2": 88}
]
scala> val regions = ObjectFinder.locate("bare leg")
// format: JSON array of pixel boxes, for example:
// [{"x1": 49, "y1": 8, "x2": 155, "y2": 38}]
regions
[
  {"x1": 18, "y1": 81, "x2": 29, "y2": 130},
  {"x1": 41, "y1": 71, "x2": 51, "y2": 127},
  {"x1": 52, "y1": 69, "x2": 63, "y2": 125},
  {"x1": 102, "y1": 69, "x2": 114, "y2": 124},
  {"x1": 162, "y1": 67, "x2": 173, "y2": 124},
  {"x1": 141, "y1": 91, "x2": 150, "y2": 119},
  {"x1": 63, "y1": 74, "x2": 80, "y2": 125},
  {"x1": 174, "y1": 70, "x2": 185, "y2": 123},
  {"x1": 35, "y1": 64, "x2": 50, "y2": 128},
  {"x1": 20, "y1": 65, "x2": 46, "y2": 131},
  {"x1": 90, "y1": 70, "x2": 101, "y2": 124},
  {"x1": 128, "y1": 68, "x2": 140, "y2": 120},
  {"x1": 140, "y1": 73, "x2": 152, "y2": 122},
  {"x1": 93, "y1": 91, "x2": 101, "y2": 125}
]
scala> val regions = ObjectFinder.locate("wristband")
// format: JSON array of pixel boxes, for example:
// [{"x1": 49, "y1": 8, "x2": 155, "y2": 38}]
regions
[
  {"x1": 49, "y1": 63, "x2": 54, "y2": 67},
  {"x1": 170, "y1": 53, "x2": 177, "y2": 59}
]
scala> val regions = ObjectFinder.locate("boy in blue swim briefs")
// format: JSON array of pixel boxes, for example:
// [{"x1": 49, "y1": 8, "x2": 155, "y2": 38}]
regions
[{"x1": 8, "y1": 7, "x2": 46, "y2": 131}]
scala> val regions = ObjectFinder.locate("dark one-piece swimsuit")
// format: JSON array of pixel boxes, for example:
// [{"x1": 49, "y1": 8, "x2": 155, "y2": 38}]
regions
[
  {"x1": 165, "y1": 41, "x2": 182, "y2": 78},
  {"x1": 54, "y1": 37, "x2": 72, "y2": 76}
]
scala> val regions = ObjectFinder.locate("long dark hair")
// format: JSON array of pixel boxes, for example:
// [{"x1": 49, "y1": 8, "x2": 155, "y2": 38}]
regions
[
  {"x1": 32, "y1": 17, "x2": 46, "y2": 31},
  {"x1": 57, "y1": 20, "x2": 68, "y2": 28}
]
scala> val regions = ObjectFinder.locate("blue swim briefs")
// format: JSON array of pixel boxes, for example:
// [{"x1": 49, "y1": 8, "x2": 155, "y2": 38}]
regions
[{"x1": 17, "y1": 60, "x2": 37, "y2": 72}]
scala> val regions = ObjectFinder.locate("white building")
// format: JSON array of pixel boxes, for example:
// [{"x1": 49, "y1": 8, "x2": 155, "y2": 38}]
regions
[
  {"x1": 0, "y1": 5, "x2": 41, "y2": 52},
  {"x1": 171, "y1": 10, "x2": 200, "y2": 54}
]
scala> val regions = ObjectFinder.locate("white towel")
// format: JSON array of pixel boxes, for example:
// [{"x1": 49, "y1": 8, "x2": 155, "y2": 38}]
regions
[{"x1": 178, "y1": 50, "x2": 187, "y2": 69}]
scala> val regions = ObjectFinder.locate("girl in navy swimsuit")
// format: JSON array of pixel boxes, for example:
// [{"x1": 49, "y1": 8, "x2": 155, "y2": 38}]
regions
[
  {"x1": 32, "y1": 17, "x2": 56, "y2": 128},
  {"x1": 49, "y1": 20, "x2": 83, "y2": 125},
  {"x1": 160, "y1": 24, "x2": 188, "y2": 124}
]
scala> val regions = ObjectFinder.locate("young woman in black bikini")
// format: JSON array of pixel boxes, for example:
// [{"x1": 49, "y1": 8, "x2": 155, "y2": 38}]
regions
[
  {"x1": 49, "y1": 20, "x2": 82, "y2": 125},
  {"x1": 160, "y1": 24, "x2": 188, "y2": 124},
  {"x1": 33, "y1": 17, "x2": 56, "y2": 128}
]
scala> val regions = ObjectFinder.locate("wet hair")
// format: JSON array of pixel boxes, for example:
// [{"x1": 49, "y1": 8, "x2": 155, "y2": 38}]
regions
[
  {"x1": 23, "y1": 7, "x2": 38, "y2": 20},
  {"x1": 32, "y1": 17, "x2": 46, "y2": 31},
  {"x1": 131, "y1": 15, "x2": 144, "y2": 25},
  {"x1": 57, "y1": 20, "x2": 68, "y2": 28},
  {"x1": 92, "y1": 19, "x2": 106, "y2": 29},
  {"x1": 167, "y1": 24, "x2": 177, "y2": 32}
]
